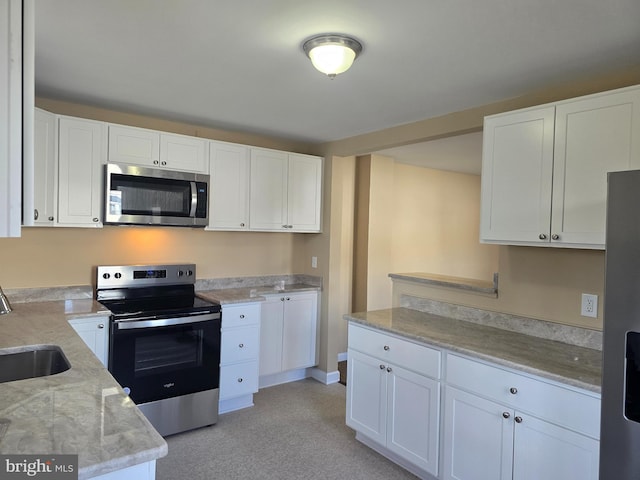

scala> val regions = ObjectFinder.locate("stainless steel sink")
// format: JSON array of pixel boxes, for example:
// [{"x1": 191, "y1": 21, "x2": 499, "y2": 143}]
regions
[{"x1": 0, "y1": 345, "x2": 71, "y2": 383}]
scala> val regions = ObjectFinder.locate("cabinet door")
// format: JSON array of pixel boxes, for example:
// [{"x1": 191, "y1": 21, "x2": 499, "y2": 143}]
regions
[
  {"x1": 259, "y1": 296, "x2": 284, "y2": 376},
  {"x1": 346, "y1": 349, "x2": 388, "y2": 445},
  {"x1": 209, "y1": 141, "x2": 250, "y2": 230},
  {"x1": 57, "y1": 117, "x2": 105, "y2": 226},
  {"x1": 249, "y1": 148, "x2": 288, "y2": 230},
  {"x1": 31, "y1": 108, "x2": 57, "y2": 225},
  {"x1": 480, "y1": 107, "x2": 555, "y2": 245},
  {"x1": 68, "y1": 317, "x2": 108, "y2": 367},
  {"x1": 282, "y1": 292, "x2": 318, "y2": 371},
  {"x1": 551, "y1": 87, "x2": 640, "y2": 247},
  {"x1": 160, "y1": 133, "x2": 208, "y2": 173},
  {"x1": 512, "y1": 413, "x2": 599, "y2": 480},
  {"x1": 443, "y1": 386, "x2": 513, "y2": 480},
  {"x1": 108, "y1": 124, "x2": 159, "y2": 166},
  {"x1": 0, "y1": 0, "x2": 23, "y2": 237},
  {"x1": 387, "y1": 365, "x2": 440, "y2": 477},
  {"x1": 287, "y1": 154, "x2": 322, "y2": 232}
]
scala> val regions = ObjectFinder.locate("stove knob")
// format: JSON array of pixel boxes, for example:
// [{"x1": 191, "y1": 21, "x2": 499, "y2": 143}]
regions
[
  {"x1": 178, "y1": 270, "x2": 184, "y2": 277},
  {"x1": 114, "y1": 272, "x2": 122, "y2": 279},
  {"x1": 187, "y1": 270, "x2": 193, "y2": 276},
  {"x1": 102, "y1": 273, "x2": 111, "y2": 280}
]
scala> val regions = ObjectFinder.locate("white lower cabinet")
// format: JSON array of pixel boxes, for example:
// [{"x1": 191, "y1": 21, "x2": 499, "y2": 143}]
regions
[
  {"x1": 443, "y1": 354, "x2": 600, "y2": 480},
  {"x1": 68, "y1": 315, "x2": 109, "y2": 367},
  {"x1": 219, "y1": 302, "x2": 261, "y2": 413},
  {"x1": 346, "y1": 324, "x2": 441, "y2": 478},
  {"x1": 259, "y1": 291, "x2": 319, "y2": 386}
]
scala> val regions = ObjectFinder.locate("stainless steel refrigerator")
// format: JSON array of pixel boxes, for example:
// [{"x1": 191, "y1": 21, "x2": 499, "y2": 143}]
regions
[{"x1": 601, "y1": 169, "x2": 640, "y2": 479}]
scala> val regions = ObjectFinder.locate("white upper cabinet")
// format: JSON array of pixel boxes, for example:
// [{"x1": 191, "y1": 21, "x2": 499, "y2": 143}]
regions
[
  {"x1": 108, "y1": 124, "x2": 208, "y2": 173},
  {"x1": 57, "y1": 116, "x2": 106, "y2": 227},
  {"x1": 208, "y1": 141, "x2": 250, "y2": 230},
  {"x1": 249, "y1": 148, "x2": 322, "y2": 232},
  {"x1": 0, "y1": 0, "x2": 26, "y2": 237},
  {"x1": 480, "y1": 85, "x2": 640, "y2": 249}
]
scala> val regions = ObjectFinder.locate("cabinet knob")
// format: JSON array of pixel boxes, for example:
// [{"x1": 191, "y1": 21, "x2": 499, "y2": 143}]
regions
[
  {"x1": 551, "y1": 234, "x2": 560, "y2": 240},
  {"x1": 383, "y1": 345, "x2": 390, "y2": 351},
  {"x1": 386, "y1": 367, "x2": 393, "y2": 373},
  {"x1": 161, "y1": 161, "x2": 167, "y2": 166},
  {"x1": 237, "y1": 378, "x2": 243, "y2": 383},
  {"x1": 97, "y1": 324, "x2": 104, "y2": 329},
  {"x1": 238, "y1": 343, "x2": 244, "y2": 348},
  {"x1": 93, "y1": 218, "x2": 99, "y2": 222},
  {"x1": 239, "y1": 314, "x2": 245, "y2": 319},
  {"x1": 240, "y1": 223, "x2": 245, "y2": 227},
  {"x1": 286, "y1": 297, "x2": 290, "y2": 301},
  {"x1": 153, "y1": 160, "x2": 159, "y2": 165},
  {"x1": 502, "y1": 412, "x2": 510, "y2": 419},
  {"x1": 48, "y1": 216, "x2": 54, "y2": 221},
  {"x1": 379, "y1": 364, "x2": 385, "y2": 370},
  {"x1": 34, "y1": 209, "x2": 39, "y2": 220},
  {"x1": 515, "y1": 416, "x2": 523, "y2": 424},
  {"x1": 280, "y1": 297, "x2": 285, "y2": 301},
  {"x1": 538, "y1": 233, "x2": 547, "y2": 240},
  {"x1": 509, "y1": 387, "x2": 518, "y2": 395}
]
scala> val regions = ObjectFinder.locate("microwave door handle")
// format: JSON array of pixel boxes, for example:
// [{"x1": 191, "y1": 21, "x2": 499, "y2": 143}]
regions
[{"x1": 190, "y1": 181, "x2": 197, "y2": 217}]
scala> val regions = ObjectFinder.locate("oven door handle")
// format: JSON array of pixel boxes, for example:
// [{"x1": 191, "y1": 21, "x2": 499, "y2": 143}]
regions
[{"x1": 114, "y1": 312, "x2": 220, "y2": 330}]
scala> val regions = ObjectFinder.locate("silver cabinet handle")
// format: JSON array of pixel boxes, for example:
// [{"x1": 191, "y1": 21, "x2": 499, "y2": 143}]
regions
[
  {"x1": 153, "y1": 160, "x2": 159, "y2": 165},
  {"x1": 383, "y1": 345, "x2": 390, "y2": 351},
  {"x1": 237, "y1": 378, "x2": 243, "y2": 383},
  {"x1": 93, "y1": 218, "x2": 99, "y2": 222},
  {"x1": 515, "y1": 416, "x2": 523, "y2": 424},
  {"x1": 510, "y1": 387, "x2": 518, "y2": 395},
  {"x1": 280, "y1": 297, "x2": 285, "y2": 302},
  {"x1": 551, "y1": 234, "x2": 560, "y2": 240},
  {"x1": 97, "y1": 324, "x2": 104, "y2": 329},
  {"x1": 386, "y1": 367, "x2": 392, "y2": 373},
  {"x1": 240, "y1": 223, "x2": 245, "y2": 227},
  {"x1": 539, "y1": 233, "x2": 547, "y2": 240},
  {"x1": 34, "y1": 209, "x2": 39, "y2": 220},
  {"x1": 286, "y1": 297, "x2": 290, "y2": 301},
  {"x1": 238, "y1": 343, "x2": 244, "y2": 348},
  {"x1": 48, "y1": 216, "x2": 54, "y2": 221},
  {"x1": 502, "y1": 412, "x2": 510, "y2": 419},
  {"x1": 379, "y1": 364, "x2": 385, "y2": 370},
  {"x1": 161, "y1": 161, "x2": 167, "y2": 166},
  {"x1": 239, "y1": 314, "x2": 245, "y2": 319}
]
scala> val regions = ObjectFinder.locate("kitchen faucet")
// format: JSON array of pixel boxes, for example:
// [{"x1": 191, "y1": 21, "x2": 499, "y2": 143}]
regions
[{"x1": 0, "y1": 287, "x2": 12, "y2": 314}]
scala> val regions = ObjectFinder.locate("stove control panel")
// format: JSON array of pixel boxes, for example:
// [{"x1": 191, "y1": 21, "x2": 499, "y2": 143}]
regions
[{"x1": 96, "y1": 264, "x2": 196, "y2": 289}]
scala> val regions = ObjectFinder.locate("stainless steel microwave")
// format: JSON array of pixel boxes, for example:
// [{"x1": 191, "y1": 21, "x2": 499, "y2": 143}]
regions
[{"x1": 104, "y1": 163, "x2": 209, "y2": 227}]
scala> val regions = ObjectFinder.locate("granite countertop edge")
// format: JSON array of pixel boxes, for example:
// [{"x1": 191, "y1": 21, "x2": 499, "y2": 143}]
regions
[
  {"x1": 197, "y1": 283, "x2": 321, "y2": 305},
  {"x1": 0, "y1": 300, "x2": 168, "y2": 480},
  {"x1": 345, "y1": 308, "x2": 602, "y2": 394}
]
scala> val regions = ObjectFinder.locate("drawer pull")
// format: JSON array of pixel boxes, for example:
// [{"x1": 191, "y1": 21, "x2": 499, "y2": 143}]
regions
[
  {"x1": 383, "y1": 345, "x2": 390, "y2": 351},
  {"x1": 238, "y1": 343, "x2": 244, "y2": 348},
  {"x1": 502, "y1": 412, "x2": 510, "y2": 419},
  {"x1": 379, "y1": 364, "x2": 386, "y2": 370},
  {"x1": 239, "y1": 314, "x2": 245, "y2": 319},
  {"x1": 237, "y1": 378, "x2": 243, "y2": 383},
  {"x1": 509, "y1": 387, "x2": 518, "y2": 395},
  {"x1": 515, "y1": 416, "x2": 523, "y2": 424},
  {"x1": 97, "y1": 324, "x2": 105, "y2": 329}
]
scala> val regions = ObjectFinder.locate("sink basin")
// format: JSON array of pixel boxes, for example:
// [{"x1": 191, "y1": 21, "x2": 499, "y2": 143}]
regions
[{"x1": 0, "y1": 345, "x2": 71, "y2": 383}]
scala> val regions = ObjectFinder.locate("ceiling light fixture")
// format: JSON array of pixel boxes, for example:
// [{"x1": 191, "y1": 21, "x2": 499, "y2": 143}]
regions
[{"x1": 303, "y1": 34, "x2": 363, "y2": 79}]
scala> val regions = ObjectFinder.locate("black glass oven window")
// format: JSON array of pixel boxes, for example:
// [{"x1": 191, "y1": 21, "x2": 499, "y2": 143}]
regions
[
  {"x1": 112, "y1": 174, "x2": 191, "y2": 217},
  {"x1": 626, "y1": 331, "x2": 640, "y2": 422},
  {"x1": 134, "y1": 329, "x2": 203, "y2": 377}
]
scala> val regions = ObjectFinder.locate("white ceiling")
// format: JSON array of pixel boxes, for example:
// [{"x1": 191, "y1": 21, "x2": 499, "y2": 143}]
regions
[{"x1": 34, "y1": 0, "x2": 640, "y2": 172}]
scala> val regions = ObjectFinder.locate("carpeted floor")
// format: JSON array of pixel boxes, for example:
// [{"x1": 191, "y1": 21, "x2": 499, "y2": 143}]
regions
[{"x1": 156, "y1": 378, "x2": 417, "y2": 479}]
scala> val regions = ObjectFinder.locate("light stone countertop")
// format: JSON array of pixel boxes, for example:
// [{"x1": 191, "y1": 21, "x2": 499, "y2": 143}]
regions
[
  {"x1": 197, "y1": 283, "x2": 320, "y2": 305},
  {"x1": 0, "y1": 300, "x2": 168, "y2": 480},
  {"x1": 345, "y1": 307, "x2": 602, "y2": 393}
]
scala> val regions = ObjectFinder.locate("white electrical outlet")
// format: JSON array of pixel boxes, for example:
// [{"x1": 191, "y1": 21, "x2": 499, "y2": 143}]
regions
[
  {"x1": 581, "y1": 293, "x2": 598, "y2": 318},
  {"x1": 311, "y1": 256, "x2": 317, "y2": 269}
]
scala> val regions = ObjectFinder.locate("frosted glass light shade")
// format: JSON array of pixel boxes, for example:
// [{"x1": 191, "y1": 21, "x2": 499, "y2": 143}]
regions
[{"x1": 303, "y1": 35, "x2": 362, "y2": 78}]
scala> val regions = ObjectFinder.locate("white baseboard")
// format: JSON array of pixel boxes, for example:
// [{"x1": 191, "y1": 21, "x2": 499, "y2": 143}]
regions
[
  {"x1": 337, "y1": 351, "x2": 348, "y2": 362},
  {"x1": 310, "y1": 367, "x2": 340, "y2": 385},
  {"x1": 219, "y1": 394, "x2": 254, "y2": 414}
]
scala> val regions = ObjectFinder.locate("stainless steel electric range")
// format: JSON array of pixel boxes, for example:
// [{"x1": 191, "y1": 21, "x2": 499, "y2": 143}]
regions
[{"x1": 96, "y1": 263, "x2": 221, "y2": 436}]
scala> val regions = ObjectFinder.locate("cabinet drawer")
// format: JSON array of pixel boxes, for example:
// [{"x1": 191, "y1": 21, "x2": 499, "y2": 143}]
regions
[
  {"x1": 220, "y1": 361, "x2": 259, "y2": 399},
  {"x1": 221, "y1": 326, "x2": 260, "y2": 364},
  {"x1": 446, "y1": 354, "x2": 600, "y2": 438},
  {"x1": 348, "y1": 323, "x2": 441, "y2": 379},
  {"x1": 222, "y1": 303, "x2": 261, "y2": 328}
]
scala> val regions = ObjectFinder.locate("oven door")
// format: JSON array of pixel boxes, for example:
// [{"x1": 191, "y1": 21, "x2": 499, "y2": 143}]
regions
[{"x1": 108, "y1": 312, "x2": 221, "y2": 405}]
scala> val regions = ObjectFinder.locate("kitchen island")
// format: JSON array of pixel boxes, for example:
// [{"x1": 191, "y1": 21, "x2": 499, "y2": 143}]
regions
[{"x1": 0, "y1": 300, "x2": 167, "y2": 480}]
